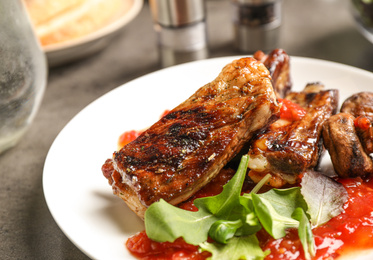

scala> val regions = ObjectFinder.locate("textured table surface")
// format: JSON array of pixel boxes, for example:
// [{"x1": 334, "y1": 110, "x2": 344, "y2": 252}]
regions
[{"x1": 1, "y1": 0, "x2": 373, "y2": 259}]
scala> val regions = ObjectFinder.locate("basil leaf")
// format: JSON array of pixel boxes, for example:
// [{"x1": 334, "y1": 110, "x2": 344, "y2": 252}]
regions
[
  {"x1": 144, "y1": 155, "x2": 250, "y2": 245},
  {"x1": 292, "y1": 207, "x2": 316, "y2": 260},
  {"x1": 200, "y1": 235, "x2": 268, "y2": 260},
  {"x1": 209, "y1": 219, "x2": 243, "y2": 244},
  {"x1": 300, "y1": 171, "x2": 348, "y2": 227}
]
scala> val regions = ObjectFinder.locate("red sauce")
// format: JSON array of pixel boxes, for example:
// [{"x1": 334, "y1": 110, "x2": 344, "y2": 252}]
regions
[
  {"x1": 354, "y1": 116, "x2": 371, "y2": 130},
  {"x1": 126, "y1": 177, "x2": 373, "y2": 260},
  {"x1": 278, "y1": 98, "x2": 306, "y2": 122},
  {"x1": 118, "y1": 110, "x2": 170, "y2": 149},
  {"x1": 118, "y1": 130, "x2": 142, "y2": 148},
  {"x1": 160, "y1": 109, "x2": 171, "y2": 118},
  {"x1": 126, "y1": 231, "x2": 211, "y2": 260}
]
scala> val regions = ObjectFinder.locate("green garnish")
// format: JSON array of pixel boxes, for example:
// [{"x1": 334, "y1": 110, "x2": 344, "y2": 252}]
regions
[
  {"x1": 292, "y1": 207, "x2": 316, "y2": 260},
  {"x1": 144, "y1": 155, "x2": 348, "y2": 260}
]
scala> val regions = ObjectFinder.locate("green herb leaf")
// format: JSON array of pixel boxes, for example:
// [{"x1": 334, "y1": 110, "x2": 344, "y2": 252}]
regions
[
  {"x1": 200, "y1": 235, "x2": 268, "y2": 260},
  {"x1": 144, "y1": 199, "x2": 217, "y2": 244},
  {"x1": 194, "y1": 155, "x2": 249, "y2": 218},
  {"x1": 251, "y1": 193, "x2": 299, "y2": 239},
  {"x1": 144, "y1": 159, "x2": 347, "y2": 260},
  {"x1": 300, "y1": 171, "x2": 348, "y2": 227},
  {"x1": 144, "y1": 155, "x2": 250, "y2": 245},
  {"x1": 292, "y1": 207, "x2": 316, "y2": 260},
  {"x1": 257, "y1": 187, "x2": 308, "y2": 216},
  {"x1": 209, "y1": 219, "x2": 243, "y2": 244},
  {"x1": 236, "y1": 212, "x2": 262, "y2": 236}
]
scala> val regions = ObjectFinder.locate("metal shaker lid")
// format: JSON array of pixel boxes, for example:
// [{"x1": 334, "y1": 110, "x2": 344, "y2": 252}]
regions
[
  {"x1": 149, "y1": 0, "x2": 206, "y2": 27},
  {"x1": 232, "y1": 0, "x2": 277, "y2": 5}
]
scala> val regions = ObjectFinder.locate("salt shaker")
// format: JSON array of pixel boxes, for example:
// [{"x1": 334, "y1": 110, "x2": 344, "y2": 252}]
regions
[
  {"x1": 231, "y1": 0, "x2": 282, "y2": 53},
  {"x1": 149, "y1": 0, "x2": 208, "y2": 67}
]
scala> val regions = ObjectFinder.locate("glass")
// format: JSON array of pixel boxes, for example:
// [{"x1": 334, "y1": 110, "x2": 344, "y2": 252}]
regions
[{"x1": 0, "y1": 0, "x2": 47, "y2": 154}]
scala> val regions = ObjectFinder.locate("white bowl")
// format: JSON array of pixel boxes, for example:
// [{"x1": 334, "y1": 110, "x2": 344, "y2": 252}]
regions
[{"x1": 43, "y1": 0, "x2": 143, "y2": 67}]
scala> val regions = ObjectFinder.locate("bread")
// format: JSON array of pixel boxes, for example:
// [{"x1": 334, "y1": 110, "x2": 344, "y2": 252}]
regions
[{"x1": 24, "y1": 0, "x2": 132, "y2": 46}]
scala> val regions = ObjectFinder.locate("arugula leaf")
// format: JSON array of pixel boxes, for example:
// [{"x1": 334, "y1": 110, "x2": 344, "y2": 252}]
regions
[
  {"x1": 209, "y1": 219, "x2": 243, "y2": 244},
  {"x1": 144, "y1": 199, "x2": 217, "y2": 244},
  {"x1": 144, "y1": 155, "x2": 250, "y2": 245},
  {"x1": 243, "y1": 187, "x2": 306, "y2": 239},
  {"x1": 292, "y1": 207, "x2": 316, "y2": 260},
  {"x1": 251, "y1": 193, "x2": 299, "y2": 239},
  {"x1": 257, "y1": 187, "x2": 308, "y2": 217},
  {"x1": 236, "y1": 212, "x2": 262, "y2": 236},
  {"x1": 194, "y1": 154, "x2": 249, "y2": 218},
  {"x1": 144, "y1": 158, "x2": 347, "y2": 260},
  {"x1": 200, "y1": 235, "x2": 268, "y2": 260},
  {"x1": 300, "y1": 171, "x2": 348, "y2": 227}
]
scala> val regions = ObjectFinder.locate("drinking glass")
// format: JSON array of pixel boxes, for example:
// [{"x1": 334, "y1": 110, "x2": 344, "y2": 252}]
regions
[{"x1": 0, "y1": 0, "x2": 47, "y2": 154}]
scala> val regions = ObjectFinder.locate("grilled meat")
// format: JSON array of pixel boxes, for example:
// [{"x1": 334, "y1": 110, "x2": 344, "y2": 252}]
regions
[
  {"x1": 322, "y1": 113, "x2": 373, "y2": 178},
  {"x1": 247, "y1": 83, "x2": 339, "y2": 187},
  {"x1": 322, "y1": 92, "x2": 373, "y2": 178},
  {"x1": 341, "y1": 92, "x2": 373, "y2": 156},
  {"x1": 102, "y1": 57, "x2": 280, "y2": 218},
  {"x1": 253, "y1": 49, "x2": 292, "y2": 98},
  {"x1": 354, "y1": 116, "x2": 373, "y2": 155},
  {"x1": 341, "y1": 92, "x2": 373, "y2": 121}
]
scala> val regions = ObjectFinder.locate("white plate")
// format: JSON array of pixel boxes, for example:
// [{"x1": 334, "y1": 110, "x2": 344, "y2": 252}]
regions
[
  {"x1": 43, "y1": 56, "x2": 373, "y2": 260},
  {"x1": 43, "y1": 0, "x2": 143, "y2": 67}
]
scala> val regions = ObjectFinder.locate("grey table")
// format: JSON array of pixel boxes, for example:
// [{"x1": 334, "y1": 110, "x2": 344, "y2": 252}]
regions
[{"x1": 1, "y1": 0, "x2": 372, "y2": 259}]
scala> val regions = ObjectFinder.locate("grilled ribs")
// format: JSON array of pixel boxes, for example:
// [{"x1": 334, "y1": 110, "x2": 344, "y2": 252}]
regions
[
  {"x1": 102, "y1": 57, "x2": 280, "y2": 218},
  {"x1": 253, "y1": 49, "x2": 292, "y2": 98},
  {"x1": 323, "y1": 92, "x2": 373, "y2": 178},
  {"x1": 247, "y1": 83, "x2": 339, "y2": 187}
]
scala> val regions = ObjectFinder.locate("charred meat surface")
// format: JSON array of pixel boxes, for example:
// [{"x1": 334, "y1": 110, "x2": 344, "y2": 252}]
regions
[
  {"x1": 253, "y1": 49, "x2": 292, "y2": 98},
  {"x1": 102, "y1": 57, "x2": 280, "y2": 218},
  {"x1": 322, "y1": 92, "x2": 373, "y2": 178},
  {"x1": 247, "y1": 83, "x2": 339, "y2": 187},
  {"x1": 341, "y1": 92, "x2": 373, "y2": 121},
  {"x1": 322, "y1": 113, "x2": 373, "y2": 178}
]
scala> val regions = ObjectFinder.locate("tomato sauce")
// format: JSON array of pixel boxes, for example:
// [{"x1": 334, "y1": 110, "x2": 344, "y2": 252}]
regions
[
  {"x1": 118, "y1": 130, "x2": 142, "y2": 148},
  {"x1": 126, "y1": 177, "x2": 373, "y2": 260},
  {"x1": 354, "y1": 116, "x2": 371, "y2": 130},
  {"x1": 126, "y1": 231, "x2": 211, "y2": 260},
  {"x1": 278, "y1": 98, "x2": 306, "y2": 122},
  {"x1": 118, "y1": 110, "x2": 171, "y2": 149}
]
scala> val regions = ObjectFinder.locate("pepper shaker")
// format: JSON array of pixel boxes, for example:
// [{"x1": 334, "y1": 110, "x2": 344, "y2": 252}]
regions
[
  {"x1": 231, "y1": 0, "x2": 282, "y2": 53},
  {"x1": 149, "y1": 0, "x2": 208, "y2": 67}
]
